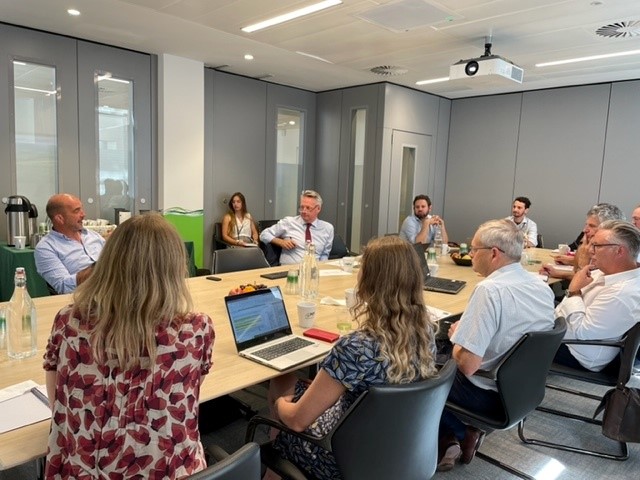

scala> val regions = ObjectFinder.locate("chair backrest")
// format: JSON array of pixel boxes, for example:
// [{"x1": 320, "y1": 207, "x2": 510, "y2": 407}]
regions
[
  {"x1": 211, "y1": 248, "x2": 269, "y2": 274},
  {"x1": 496, "y1": 316, "x2": 566, "y2": 429},
  {"x1": 616, "y1": 322, "x2": 640, "y2": 386},
  {"x1": 328, "y1": 234, "x2": 350, "y2": 259},
  {"x1": 536, "y1": 233, "x2": 544, "y2": 248},
  {"x1": 258, "y1": 219, "x2": 278, "y2": 232},
  {"x1": 331, "y1": 360, "x2": 456, "y2": 480},
  {"x1": 187, "y1": 443, "x2": 261, "y2": 480},
  {"x1": 213, "y1": 222, "x2": 228, "y2": 251}
]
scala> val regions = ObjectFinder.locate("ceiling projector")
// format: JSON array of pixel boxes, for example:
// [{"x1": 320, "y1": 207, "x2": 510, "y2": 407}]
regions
[{"x1": 449, "y1": 42, "x2": 524, "y2": 84}]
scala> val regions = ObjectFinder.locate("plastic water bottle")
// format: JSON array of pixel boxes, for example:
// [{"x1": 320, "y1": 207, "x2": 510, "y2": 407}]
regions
[
  {"x1": 433, "y1": 225, "x2": 443, "y2": 257},
  {"x1": 7, "y1": 267, "x2": 37, "y2": 359},
  {"x1": 300, "y1": 243, "x2": 319, "y2": 300}
]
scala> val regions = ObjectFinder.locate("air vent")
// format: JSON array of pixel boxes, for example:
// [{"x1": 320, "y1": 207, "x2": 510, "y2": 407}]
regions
[
  {"x1": 370, "y1": 65, "x2": 408, "y2": 76},
  {"x1": 596, "y1": 20, "x2": 640, "y2": 38}
]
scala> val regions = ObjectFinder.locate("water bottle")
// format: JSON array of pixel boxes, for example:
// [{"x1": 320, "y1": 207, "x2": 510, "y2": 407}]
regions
[
  {"x1": 300, "y1": 243, "x2": 319, "y2": 300},
  {"x1": 433, "y1": 225, "x2": 443, "y2": 257},
  {"x1": 7, "y1": 267, "x2": 37, "y2": 359}
]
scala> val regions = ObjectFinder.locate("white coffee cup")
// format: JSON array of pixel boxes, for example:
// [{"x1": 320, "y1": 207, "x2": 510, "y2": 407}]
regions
[
  {"x1": 14, "y1": 236, "x2": 26, "y2": 249},
  {"x1": 427, "y1": 261, "x2": 439, "y2": 276},
  {"x1": 345, "y1": 288, "x2": 357, "y2": 309},
  {"x1": 441, "y1": 244, "x2": 451, "y2": 256},
  {"x1": 297, "y1": 301, "x2": 316, "y2": 328},
  {"x1": 558, "y1": 244, "x2": 570, "y2": 255},
  {"x1": 341, "y1": 256, "x2": 355, "y2": 273}
]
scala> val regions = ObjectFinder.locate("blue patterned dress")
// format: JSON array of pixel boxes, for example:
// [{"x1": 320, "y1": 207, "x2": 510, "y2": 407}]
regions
[{"x1": 274, "y1": 331, "x2": 390, "y2": 479}]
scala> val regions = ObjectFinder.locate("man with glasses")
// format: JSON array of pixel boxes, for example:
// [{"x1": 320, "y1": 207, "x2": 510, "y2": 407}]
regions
[
  {"x1": 437, "y1": 219, "x2": 554, "y2": 472},
  {"x1": 554, "y1": 220, "x2": 640, "y2": 372},
  {"x1": 260, "y1": 190, "x2": 334, "y2": 265}
]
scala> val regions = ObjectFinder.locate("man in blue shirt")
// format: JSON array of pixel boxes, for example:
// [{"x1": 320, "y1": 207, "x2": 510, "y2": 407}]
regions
[
  {"x1": 35, "y1": 194, "x2": 105, "y2": 294},
  {"x1": 399, "y1": 194, "x2": 448, "y2": 245},
  {"x1": 260, "y1": 190, "x2": 334, "y2": 265}
]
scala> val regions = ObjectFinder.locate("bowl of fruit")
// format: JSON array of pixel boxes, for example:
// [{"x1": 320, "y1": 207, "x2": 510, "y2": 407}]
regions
[
  {"x1": 227, "y1": 282, "x2": 268, "y2": 296},
  {"x1": 450, "y1": 252, "x2": 472, "y2": 266}
]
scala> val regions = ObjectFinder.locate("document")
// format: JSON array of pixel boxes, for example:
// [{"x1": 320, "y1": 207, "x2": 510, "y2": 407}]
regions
[{"x1": 0, "y1": 380, "x2": 51, "y2": 434}]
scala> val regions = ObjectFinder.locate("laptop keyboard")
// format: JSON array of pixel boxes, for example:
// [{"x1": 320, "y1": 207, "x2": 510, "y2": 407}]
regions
[
  {"x1": 253, "y1": 337, "x2": 314, "y2": 361},
  {"x1": 424, "y1": 277, "x2": 465, "y2": 293}
]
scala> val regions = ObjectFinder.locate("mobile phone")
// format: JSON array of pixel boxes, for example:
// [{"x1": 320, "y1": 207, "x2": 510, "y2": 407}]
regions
[
  {"x1": 303, "y1": 328, "x2": 340, "y2": 343},
  {"x1": 206, "y1": 276, "x2": 222, "y2": 282}
]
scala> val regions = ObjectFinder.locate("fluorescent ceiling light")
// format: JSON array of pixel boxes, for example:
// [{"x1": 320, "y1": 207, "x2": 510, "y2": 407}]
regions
[
  {"x1": 242, "y1": 0, "x2": 342, "y2": 33},
  {"x1": 416, "y1": 77, "x2": 450, "y2": 85},
  {"x1": 67, "y1": 9, "x2": 80, "y2": 16},
  {"x1": 536, "y1": 49, "x2": 640, "y2": 67}
]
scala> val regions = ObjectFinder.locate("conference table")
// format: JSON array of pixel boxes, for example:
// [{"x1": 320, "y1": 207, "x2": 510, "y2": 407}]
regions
[{"x1": 0, "y1": 248, "x2": 557, "y2": 471}]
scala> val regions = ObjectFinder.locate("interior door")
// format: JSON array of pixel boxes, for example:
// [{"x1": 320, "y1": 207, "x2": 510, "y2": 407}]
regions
[{"x1": 387, "y1": 130, "x2": 433, "y2": 234}]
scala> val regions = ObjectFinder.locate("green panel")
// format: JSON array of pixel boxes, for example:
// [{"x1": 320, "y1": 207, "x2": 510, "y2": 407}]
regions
[{"x1": 163, "y1": 208, "x2": 204, "y2": 271}]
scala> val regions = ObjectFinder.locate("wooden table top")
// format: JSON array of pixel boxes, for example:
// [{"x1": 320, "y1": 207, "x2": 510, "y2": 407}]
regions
[{"x1": 0, "y1": 248, "x2": 556, "y2": 470}]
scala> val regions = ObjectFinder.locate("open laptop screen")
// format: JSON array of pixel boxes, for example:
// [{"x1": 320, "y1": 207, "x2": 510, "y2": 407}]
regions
[{"x1": 225, "y1": 286, "x2": 292, "y2": 346}]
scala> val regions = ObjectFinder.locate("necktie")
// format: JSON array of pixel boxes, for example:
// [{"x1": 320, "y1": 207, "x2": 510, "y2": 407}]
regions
[{"x1": 305, "y1": 223, "x2": 312, "y2": 243}]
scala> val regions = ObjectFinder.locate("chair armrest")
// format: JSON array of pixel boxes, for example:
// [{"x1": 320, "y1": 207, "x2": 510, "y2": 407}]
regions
[
  {"x1": 245, "y1": 415, "x2": 332, "y2": 452},
  {"x1": 561, "y1": 337, "x2": 624, "y2": 348}
]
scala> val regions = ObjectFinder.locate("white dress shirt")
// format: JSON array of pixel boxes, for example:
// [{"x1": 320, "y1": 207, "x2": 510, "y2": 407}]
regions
[{"x1": 260, "y1": 215, "x2": 334, "y2": 265}]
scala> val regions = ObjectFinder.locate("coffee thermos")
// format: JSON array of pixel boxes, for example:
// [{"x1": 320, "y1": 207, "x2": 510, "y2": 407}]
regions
[{"x1": 5, "y1": 195, "x2": 35, "y2": 246}]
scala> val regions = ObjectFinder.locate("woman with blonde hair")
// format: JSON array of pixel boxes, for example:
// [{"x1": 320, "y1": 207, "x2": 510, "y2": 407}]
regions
[
  {"x1": 43, "y1": 213, "x2": 215, "y2": 479},
  {"x1": 268, "y1": 235, "x2": 438, "y2": 479},
  {"x1": 221, "y1": 192, "x2": 259, "y2": 247}
]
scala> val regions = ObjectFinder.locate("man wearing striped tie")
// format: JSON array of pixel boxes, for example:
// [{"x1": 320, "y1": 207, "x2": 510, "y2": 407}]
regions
[{"x1": 260, "y1": 190, "x2": 334, "y2": 265}]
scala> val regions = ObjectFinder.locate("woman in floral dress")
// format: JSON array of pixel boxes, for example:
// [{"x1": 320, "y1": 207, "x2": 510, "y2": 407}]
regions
[
  {"x1": 43, "y1": 213, "x2": 215, "y2": 479},
  {"x1": 269, "y1": 235, "x2": 439, "y2": 479}
]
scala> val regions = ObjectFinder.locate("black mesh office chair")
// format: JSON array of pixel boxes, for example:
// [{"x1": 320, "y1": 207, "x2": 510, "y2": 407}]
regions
[
  {"x1": 445, "y1": 317, "x2": 566, "y2": 478},
  {"x1": 187, "y1": 443, "x2": 261, "y2": 480},
  {"x1": 245, "y1": 359, "x2": 456, "y2": 480},
  {"x1": 519, "y1": 321, "x2": 640, "y2": 460},
  {"x1": 257, "y1": 219, "x2": 281, "y2": 266},
  {"x1": 211, "y1": 248, "x2": 269, "y2": 274},
  {"x1": 328, "y1": 235, "x2": 352, "y2": 260}
]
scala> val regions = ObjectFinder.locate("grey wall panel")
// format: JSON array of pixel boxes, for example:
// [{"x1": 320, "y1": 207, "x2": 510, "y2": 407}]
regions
[
  {"x1": 383, "y1": 84, "x2": 442, "y2": 133},
  {"x1": 203, "y1": 69, "x2": 215, "y2": 267},
  {"x1": 434, "y1": 98, "x2": 451, "y2": 215},
  {"x1": 210, "y1": 71, "x2": 267, "y2": 224},
  {"x1": 515, "y1": 85, "x2": 610, "y2": 247},
  {"x1": 315, "y1": 90, "x2": 342, "y2": 229},
  {"x1": 600, "y1": 80, "x2": 640, "y2": 219},
  {"x1": 444, "y1": 94, "x2": 522, "y2": 244}
]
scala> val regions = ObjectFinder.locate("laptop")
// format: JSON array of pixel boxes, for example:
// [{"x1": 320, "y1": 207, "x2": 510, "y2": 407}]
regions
[
  {"x1": 224, "y1": 286, "x2": 333, "y2": 371},
  {"x1": 412, "y1": 243, "x2": 467, "y2": 295}
]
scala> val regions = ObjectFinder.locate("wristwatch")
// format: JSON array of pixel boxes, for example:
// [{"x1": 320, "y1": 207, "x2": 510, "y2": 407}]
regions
[{"x1": 565, "y1": 289, "x2": 582, "y2": 298}]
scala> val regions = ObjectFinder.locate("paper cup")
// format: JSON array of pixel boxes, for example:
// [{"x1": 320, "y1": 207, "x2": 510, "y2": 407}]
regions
[
  {"x1": 558, "y1": 244, "x2": 570, "y2": 255},
  {"x1": 345, "y1": 288, "x2": 357, "y2": 309},
  {"x1": 14, "y1": 236, "x2": 26, "y2": 249},
  {"x1": 297, "y1": 301, "x2": 316, "y2": 328},
  {"x1": 341, "y1": 256, "x2": 354, "y2": 273}
]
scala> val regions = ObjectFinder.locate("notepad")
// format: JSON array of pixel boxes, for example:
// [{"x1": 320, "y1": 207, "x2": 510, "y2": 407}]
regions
[{"x1": 0, "y1": 381, "x2": 51, "y2": 434}]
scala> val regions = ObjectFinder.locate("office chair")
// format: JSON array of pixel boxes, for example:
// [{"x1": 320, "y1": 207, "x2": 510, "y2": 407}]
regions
[
  {"x1": 256, "y1": 219, "x2": 281, "y2": 266},
  {"x1": 187, "y1": 443, "x2": 261, "y2": 480},
  {"x1": 328, "y1": 235, "x2": 352, "y2": 260},
  {"x1": 445, "y1": 317, "x2": 566, "y2": 478},
  {"x1": 245, "y1": 359, "x2": 457, "y2": 480},
  {"x1": 519, "y1": 321, "x2": 640, "y2": 460},
  {"x1": 536, "y1": 233, "x2": 544, "y2": 248},
  {"x1": 212, "y1": 222, "x2": 231, "y2": 251},
  {"x1": 211, "y1": 248, "x2": 269, "y2": 274}
]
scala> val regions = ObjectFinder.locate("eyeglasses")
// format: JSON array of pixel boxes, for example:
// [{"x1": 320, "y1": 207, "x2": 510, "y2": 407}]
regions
[
  {"x1": 469, "y1": 245, "x2": 505, "y2": 254},
  {"x1": 299, "y1": 205, "x2": 319, "y2": 212},
  {"x1": 588, "y1": 243, "x2": 620, "y2": 252}
]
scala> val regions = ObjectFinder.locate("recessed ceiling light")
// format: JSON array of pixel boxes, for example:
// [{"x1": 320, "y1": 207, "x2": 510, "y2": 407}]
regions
[
  {"x1": 67, "y1": 9, "x2": 81, "y2": 16},
  {"x1": 244, "y1": 54, "x2": 254, "y2": 61},
  {"x1": 242, "y1": 0, "x2": 342, "y2": 33},
  {"x1": 536, "y1": 49, "x2": 640, "y2": 67},
  {"x1": 416, "y1": 77, "x2": 450, "y2": 85}
]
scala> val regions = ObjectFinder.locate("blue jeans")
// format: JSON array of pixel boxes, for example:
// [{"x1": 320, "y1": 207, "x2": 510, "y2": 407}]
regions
[{"x1": 439, "y1": 371, "x2": 501, "y2": 441}]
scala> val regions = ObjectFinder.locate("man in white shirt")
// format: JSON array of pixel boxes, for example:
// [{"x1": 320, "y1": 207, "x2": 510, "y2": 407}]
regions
[
  {"x1": 554, "y1": 220, "x2": 640, "y2": 372},
  {"x1": 437, "y1": 219, "x2": 554, "y2": 471},
  {"x1": 260, "y1": 190, "x2": 334, "y2": 265},
  {"x1": 506, "y1": 196, "x2": 538, "y2": 247}
]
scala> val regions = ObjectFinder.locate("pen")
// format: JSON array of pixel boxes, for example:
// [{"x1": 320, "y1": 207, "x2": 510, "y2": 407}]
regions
[{"x1": 30, "y1": 386, "x2": 50, "y2": 408}]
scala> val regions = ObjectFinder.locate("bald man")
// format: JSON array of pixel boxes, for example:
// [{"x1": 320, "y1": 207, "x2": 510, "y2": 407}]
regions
[{"x1": 35, "y1": 194, "x2": 105, "y2": 293}]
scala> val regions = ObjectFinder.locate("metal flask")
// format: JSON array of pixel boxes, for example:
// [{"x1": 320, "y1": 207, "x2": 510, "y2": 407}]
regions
[{"x1": 5, "y1": 195, "x2": 31, "y2": 246}]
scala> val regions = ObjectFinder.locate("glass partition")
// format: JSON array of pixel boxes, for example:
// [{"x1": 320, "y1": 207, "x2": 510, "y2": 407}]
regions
[
  {"x1": 349, "y1": 108, "x2": 366, "y2": 253},
  {"x1": 13, "y1": 61, "x2": 58, "y2": 212},
  {"x1": 275, "y1": 108, "x2": 303, "y2": 219},
  {"x1": 96, "y1": 73, "x2": 133, "y2": 223},
  {"x1": 399, "y1": 146, "x2": 416, "y2": 229}
]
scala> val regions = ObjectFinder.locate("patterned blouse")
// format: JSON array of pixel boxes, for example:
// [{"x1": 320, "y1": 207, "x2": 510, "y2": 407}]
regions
[
  {"x1": 43, "y1": 305, "x2": 214, "y2": 479},
  {"x1": 274, "y1": 330, "x2": 390, "y2": 480}
]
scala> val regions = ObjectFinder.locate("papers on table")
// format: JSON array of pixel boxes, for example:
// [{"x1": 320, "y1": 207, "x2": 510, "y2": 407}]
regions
[
  {"x1": 319, "y1": 269, "x2": 352, "y2": 277},
  {"x1": 427, "y1": 306, "x2": 454, "y2": 320},
  {"x1": 0, "y1": 380, "x2": 51, "y2": 434}
]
